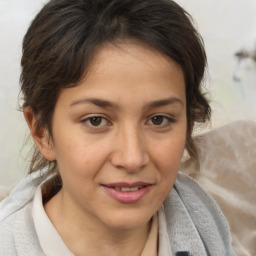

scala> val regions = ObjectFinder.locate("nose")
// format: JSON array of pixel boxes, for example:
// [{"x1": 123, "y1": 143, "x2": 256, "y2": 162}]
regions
[{"x1": 110, "y1": 126, "x2": 149, "y2": 172}]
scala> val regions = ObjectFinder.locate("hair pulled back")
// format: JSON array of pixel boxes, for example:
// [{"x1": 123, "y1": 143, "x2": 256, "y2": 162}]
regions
[{"x1": 21, "y1": 0, "x2": 211, "y2": 179}]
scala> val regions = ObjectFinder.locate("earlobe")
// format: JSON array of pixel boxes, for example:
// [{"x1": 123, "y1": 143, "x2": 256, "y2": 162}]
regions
[{"x1": 23, "y1": 107, "x2": 56, "y2": 161}]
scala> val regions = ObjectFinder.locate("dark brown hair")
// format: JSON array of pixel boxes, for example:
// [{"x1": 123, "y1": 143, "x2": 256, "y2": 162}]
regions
[{"x1": 21, "y1": 0, "x2": 211, "y2": 181}]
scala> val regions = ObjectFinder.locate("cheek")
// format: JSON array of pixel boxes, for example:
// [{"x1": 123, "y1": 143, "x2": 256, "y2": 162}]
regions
[
  {"x1": 153, "y1": 135, "x2": 186, "y2": 166},
  {"x1": 54, "y1": 141, "x2": 103, "y2": 198},
  {"x1": 151, "y1": 137, "x2": 186, "y2": 188},
  {"x1": 53, "y1": 134, "x2": 111, "y2": 179},
  {"x1": 152, "y1": 141, "x2": 184, "y2": 203},
  {"x1": 56, "y1": 146, "x2": 95, "y2": 173}
]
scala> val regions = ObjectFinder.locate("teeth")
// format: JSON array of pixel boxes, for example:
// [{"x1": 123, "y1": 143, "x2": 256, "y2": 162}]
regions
[{"x1": 114, "y1": 186, "x2": 142, "y2": 191}]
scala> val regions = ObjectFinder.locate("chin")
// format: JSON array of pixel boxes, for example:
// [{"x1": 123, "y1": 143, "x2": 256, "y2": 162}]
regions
[{"x1": 103, "y1": 209, "x2": 153, "y2": 231}]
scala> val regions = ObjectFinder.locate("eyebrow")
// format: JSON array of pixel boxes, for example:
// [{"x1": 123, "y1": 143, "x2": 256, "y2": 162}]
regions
[
  {"x1": 70, "y1": 97, "x2": 184, "y2": 109},
  {"x1": 145, "y1": 97, "x2": 184, "y2": 109},
  {"x1": 70, "y1": 98, "x2": 118, "y2": 108}
]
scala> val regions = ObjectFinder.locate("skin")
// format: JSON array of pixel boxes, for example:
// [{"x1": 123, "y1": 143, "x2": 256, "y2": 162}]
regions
[{"x1": 25, "y1": 42, "x2": 187, "y2": 256}]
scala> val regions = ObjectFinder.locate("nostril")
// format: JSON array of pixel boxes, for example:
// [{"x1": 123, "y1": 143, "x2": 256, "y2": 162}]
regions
[
  {"x1": 109, "y1": 131, "x2": 149, "y2": 171},
  {"x1": 110, "y1": 152, "x2": 149, "y2": 172}
]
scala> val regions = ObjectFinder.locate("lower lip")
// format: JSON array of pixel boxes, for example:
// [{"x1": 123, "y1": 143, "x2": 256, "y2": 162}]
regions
[{"x1": 102, "y1": 186, "x2": 151, "y2": 204}]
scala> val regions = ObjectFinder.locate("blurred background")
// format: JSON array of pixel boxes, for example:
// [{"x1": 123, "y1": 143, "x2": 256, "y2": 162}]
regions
[{"x1": 1, "y1": 0, "x2": 256, "y2": 186}]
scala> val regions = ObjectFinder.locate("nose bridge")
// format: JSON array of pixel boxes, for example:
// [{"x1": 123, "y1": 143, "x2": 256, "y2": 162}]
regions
[{"x1": 111, "y1": 123, "x2": 149, "y2": 171}]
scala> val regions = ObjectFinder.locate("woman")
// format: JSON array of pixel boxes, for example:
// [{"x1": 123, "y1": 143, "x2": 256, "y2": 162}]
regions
[{"x1": 0, "y1": 0, "x2": 236, "y2": 255}]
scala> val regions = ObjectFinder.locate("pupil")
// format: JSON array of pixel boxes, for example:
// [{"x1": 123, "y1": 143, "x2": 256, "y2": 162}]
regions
[
  {"x1": 152, "y1": 116, "x2": 163, "y2": 125},
  {"x1": 90, "y1": 117, "x2": 102, "y2": 126}
]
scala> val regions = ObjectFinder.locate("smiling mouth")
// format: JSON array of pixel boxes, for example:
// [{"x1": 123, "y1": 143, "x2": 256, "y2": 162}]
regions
[
  {"x1": 102, "y1": 182, "x2": 153, "y2": 203},
  {"x1": 113, "y1": 186, "x2": 143, "y2": 191},
  {"x1": 103, "y1": 182, "x2": 152, "y2": 190}
]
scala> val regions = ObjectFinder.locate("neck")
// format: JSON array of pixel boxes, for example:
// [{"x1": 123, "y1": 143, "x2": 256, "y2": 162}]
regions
[{"x1": 44, "y1": 189, "x2": 152, "y2": 256}]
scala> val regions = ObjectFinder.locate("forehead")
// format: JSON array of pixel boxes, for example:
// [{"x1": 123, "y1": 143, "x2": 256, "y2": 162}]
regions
[
  {"x1": 57, "y1": 42, "x2": 186, "y2": 108},
  {"x1": 89, "y1": 42, "x2": 183, "y2": 80}
]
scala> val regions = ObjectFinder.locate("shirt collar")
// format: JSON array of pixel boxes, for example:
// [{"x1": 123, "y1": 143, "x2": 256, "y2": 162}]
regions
[{"x1": 32, "y1": 186, "x2": 74, "y2": 256}]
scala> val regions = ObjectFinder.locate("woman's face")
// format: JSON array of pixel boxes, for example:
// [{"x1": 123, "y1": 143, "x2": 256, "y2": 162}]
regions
[{"x1": 46, "y1": 43, "x2": 187, "y2": 231}]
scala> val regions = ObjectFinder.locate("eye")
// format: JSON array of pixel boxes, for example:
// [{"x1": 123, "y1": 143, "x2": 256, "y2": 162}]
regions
[
  {"x1": 89, "y1": 116, "x2": 104, "y2": 126},
  {"x1": 81, "y1": 115, "x2": 110, "y2": 128},
  {"x1": 147, "y1": 115, "x2": 175, "y2": 127},
  {"x1": 151, "y1": 116, "x2": 165, "y2": 125}
]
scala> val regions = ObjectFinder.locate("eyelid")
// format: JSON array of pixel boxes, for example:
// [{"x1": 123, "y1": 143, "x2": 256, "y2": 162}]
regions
[
  {"x1": 146, "y1": 113, "x2": 176, "y2": 127},
  {"x1": 80, "y1": 114, "x2": 112, "y2": 128}
]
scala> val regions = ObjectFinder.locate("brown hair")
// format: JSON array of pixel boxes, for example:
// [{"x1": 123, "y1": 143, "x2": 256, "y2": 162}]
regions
[{"x1": 21, "y1": 0, "x2": 211, "y2": 181}]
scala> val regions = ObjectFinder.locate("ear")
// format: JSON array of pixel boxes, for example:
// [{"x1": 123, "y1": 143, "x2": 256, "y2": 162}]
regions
[{"x1": 23, "y1": 107, "x2": 56, "y2": 161}]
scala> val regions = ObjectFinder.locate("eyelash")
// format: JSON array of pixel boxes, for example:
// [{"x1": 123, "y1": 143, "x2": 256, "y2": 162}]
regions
[
  {"x1": 146, "y1": 114, "x2": 176, "y2": 128},
  {"x1": 81, "y1": 115, "x2": 111, "y2": 129},
  {"x1": 80, "y1": 114, "x2": 175, "y2": 130}
]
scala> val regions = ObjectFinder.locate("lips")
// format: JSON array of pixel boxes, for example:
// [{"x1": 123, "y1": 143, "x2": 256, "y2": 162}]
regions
[
  {"x1": 102, "y1": 182, "x2": 153, "y2": 203},
  {"x1": 114, "y1": 186, "x2": 142, "y2": 191}
]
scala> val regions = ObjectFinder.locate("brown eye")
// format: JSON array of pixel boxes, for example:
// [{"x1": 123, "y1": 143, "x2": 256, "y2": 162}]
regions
[
  {"x1": 89, "y1": 117, "x2": 102, "y2": 126},
  {"x1": 147, "y1": 114, "x2": 175, "y2": 128},
  {"x1": 151, "y1": 116, "x2": 164, "y2": 125},
  {"x1": 81, "y1": 115, "x2": 109, "y2": 128}
]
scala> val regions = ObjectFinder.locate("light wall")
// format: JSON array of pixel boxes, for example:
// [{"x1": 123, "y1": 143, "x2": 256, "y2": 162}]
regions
[
  {"x1": 176, "y1": 0, "x2": 256, "y2": 127},
  {"x1": 1, "y1": 0, "x2": 256, "y2": 186}
]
